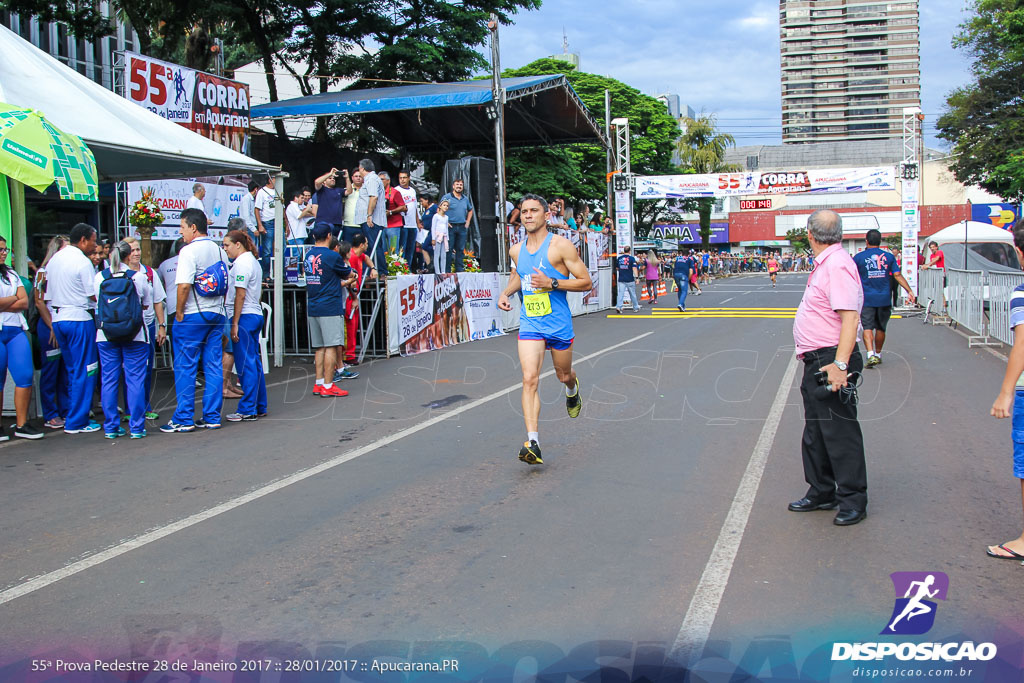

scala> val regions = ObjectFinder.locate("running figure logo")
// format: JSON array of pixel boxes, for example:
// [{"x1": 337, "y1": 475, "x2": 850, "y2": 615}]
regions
[
  {"x1": 173, "y1": 69, "x2": 189, "y2": 106},
  {"x1": 881, "y1": 571, "x2": 949, "y2": 635}
]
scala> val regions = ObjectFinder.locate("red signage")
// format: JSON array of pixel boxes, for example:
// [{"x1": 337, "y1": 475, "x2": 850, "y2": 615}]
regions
[
  {"x1": 758, "y1": 172, "x2": 811, "y2": 194},
  {"x1": 740, "y1": 199, "x2": 773, "y2": 210}
]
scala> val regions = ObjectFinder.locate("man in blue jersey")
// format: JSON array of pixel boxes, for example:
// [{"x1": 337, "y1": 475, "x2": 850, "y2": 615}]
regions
[
  {"x1": 673, "y1": 249, "x2": 697, "y2": 311},
  {"x1": 852, "y1": 229, "x2": 916, "y2": 367},
  {"x1": 498, "y1": 194, "x2": 593, "y2": 465}
]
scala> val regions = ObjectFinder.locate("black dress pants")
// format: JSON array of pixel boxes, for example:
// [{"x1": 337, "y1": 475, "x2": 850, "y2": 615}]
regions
[{"x1": 799, "y1": 345, "x2": 868, "y2": 512}]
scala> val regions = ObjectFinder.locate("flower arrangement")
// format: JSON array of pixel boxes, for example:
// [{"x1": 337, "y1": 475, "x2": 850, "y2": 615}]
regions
[
  {"x1": 386, "y1": 251, "x2": 410, "y2": 276},
  {"x1": 463, "y1": 256, "x2": 482, "y2": 273},
  {"x1": 129, "y1": 187, "x2": 164, "y2": 229}
]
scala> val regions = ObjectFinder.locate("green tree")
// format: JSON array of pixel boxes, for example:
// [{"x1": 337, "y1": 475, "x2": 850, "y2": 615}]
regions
[
  {"x1": 500, "y1": 58, "x2": 681, "y2": 228},
  {"x1": 786, "y1": 228, "x2": 810, "y2": 255},
  {"x1": 0, "y1": 0, "x2": 111, "y2": 40},
  {"x1": 936, "y1": 0, "x2": 1024, "y2": 203},
  {"x1": 676, "y1": 115, "x2": 738, "y2": 248}
]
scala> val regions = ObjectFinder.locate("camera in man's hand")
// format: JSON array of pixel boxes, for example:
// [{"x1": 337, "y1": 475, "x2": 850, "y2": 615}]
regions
[{"x1": 813, "y1": 369, "x2": 861, "y2": 403}]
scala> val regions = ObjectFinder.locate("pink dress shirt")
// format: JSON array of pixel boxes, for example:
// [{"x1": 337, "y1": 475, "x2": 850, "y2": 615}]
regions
[{"x1": 793, "y1": 243, "x2": 864, "y2": 357}]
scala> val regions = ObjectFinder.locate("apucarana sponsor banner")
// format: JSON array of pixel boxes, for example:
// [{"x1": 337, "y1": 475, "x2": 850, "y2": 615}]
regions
[
  {"x1": 127, "y1": 177, "x2": 247, "y2": 240},
  {"x1": 125, "y1": 51, "x2": 250, "y2": 153},
  {"x1": 395, "y1": 273, "x2": 505, "y2": 356},
  {"x1": 635, "y1": 167, "x2": 896, "y2": 199}
]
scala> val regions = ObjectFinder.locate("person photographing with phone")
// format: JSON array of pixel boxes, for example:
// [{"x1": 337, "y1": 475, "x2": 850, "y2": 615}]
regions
[
  {"x1": 789, "y1": 210, "x2": 868, "y2": 527},
  {"x1": 313, "y1": 167, "x2": 349, "y2": 240}
]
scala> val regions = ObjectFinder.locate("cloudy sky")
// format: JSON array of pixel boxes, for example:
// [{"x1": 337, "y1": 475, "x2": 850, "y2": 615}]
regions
[{"x1": 496, "y1": 0, "x2": 975, "y2": 149}]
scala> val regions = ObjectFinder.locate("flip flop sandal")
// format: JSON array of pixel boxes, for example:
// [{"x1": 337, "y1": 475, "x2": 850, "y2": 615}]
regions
[{"x1": 986, "y1": 544, "x2": 1024, "y2": 560}]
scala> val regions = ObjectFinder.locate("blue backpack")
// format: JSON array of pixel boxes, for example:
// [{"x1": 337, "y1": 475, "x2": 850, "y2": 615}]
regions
[
  {"x1": 97, "y1": 269, "x2": 144, "y2": 343},
  {"x1": 193, "y1": 260, "x2": 229, "y2": 297}
]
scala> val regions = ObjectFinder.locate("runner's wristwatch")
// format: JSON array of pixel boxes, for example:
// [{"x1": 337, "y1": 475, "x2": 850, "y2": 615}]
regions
[
  {"x1": 550, "y1": 279, "x2": 560, "y2": 290},
  {"x1": 833, "y1": 360, "x2": 848, "y2": 371}
]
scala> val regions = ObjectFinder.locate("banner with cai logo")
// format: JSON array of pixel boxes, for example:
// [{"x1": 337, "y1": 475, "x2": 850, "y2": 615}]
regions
[
  {"x1": 394, "y1": 273, "x2": 505, "y2": 356},
  {"x1": 126, "y1": 177, "x2": 248, "y2": 240},
  {"x1": 124, "y1": 51, "x2": 251, "y2": 153},
  {"x1": 634, "y1": 167, "x2": 896, "y2": 199}
]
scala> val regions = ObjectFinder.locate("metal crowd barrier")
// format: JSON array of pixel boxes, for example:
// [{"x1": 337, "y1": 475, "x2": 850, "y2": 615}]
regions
[
  {"x1": 917, "y1": 268, "x2": 946, "y2": 322},
  {"x1": 987, "y1": 271, "x2": 1024, "y2": 346},
  {"x1": 945, "y1": 268, "x2": 995, "y2": 347}
]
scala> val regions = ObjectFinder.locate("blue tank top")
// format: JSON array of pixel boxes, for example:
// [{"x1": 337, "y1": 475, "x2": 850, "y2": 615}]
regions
[{"x1": 515, "y1": 232, "x2": 573, "y2": 340}]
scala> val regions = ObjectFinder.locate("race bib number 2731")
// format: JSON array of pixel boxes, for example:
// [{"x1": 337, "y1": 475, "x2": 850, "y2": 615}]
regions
[{"x1": 523, "y1": 292, "x2": 551, "y2": 317}]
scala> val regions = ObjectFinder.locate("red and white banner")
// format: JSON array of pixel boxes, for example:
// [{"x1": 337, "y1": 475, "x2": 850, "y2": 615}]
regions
[
  {"x1": 126, "y1": 177, "x2": 248, "y2": 240},
  {"x1": 395, "y1": 273, "x2": 505, "y2": 356},
  {"x1": 125, "y1": 51, "x2": 250, "y2": 153},
  {"x1": 634, "y1": 167, "x2": 897, "y2": 199}
]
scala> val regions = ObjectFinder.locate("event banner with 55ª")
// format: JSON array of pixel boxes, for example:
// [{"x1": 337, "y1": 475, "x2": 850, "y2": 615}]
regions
[
  {"x1": 124, "y1": 51, "x2": 250, "y2": 153},
  {"x1": 395, "y1": 274, "x2": 505, "y2": 357},
  {"x1": 634, "y1": 167, "x2": 897, "y2": 199}
]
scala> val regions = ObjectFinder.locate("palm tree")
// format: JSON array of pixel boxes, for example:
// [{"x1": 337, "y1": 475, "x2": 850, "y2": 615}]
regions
[{"x1": 676, "y1": 115, "x2": 739, "y2": 248}]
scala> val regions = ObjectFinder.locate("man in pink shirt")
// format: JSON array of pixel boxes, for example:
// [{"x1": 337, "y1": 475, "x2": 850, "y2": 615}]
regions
[{"x1": 789, "y1": 210, "x2": 868, "y2": 527}]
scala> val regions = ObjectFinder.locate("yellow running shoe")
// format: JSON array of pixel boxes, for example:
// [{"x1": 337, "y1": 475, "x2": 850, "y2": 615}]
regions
[
  {"x1": 518, "y1": 440, "x2": 543, "y2": 465},
  {"x1": 566, "y1": 378, "x2": 582, "y2": 418}
]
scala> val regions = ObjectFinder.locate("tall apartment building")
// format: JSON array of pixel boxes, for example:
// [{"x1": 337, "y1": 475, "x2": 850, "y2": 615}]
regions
[{"x1": 779, "y1": 0, "x2": 920, "y2": 144}]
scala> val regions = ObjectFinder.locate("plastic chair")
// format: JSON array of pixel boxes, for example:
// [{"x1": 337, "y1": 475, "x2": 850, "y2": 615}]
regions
[{"x1": 260, "y1": 302, "x2": 272, "y2": 374}]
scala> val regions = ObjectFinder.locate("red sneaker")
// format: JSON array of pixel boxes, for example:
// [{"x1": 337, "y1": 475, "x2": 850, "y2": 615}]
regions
[
  {"x1": 313, "y1": 385, "x2": 324, "y2": 395},
  {"x1": 321, "y1": 385, "x2": 349, "y2": 397}
]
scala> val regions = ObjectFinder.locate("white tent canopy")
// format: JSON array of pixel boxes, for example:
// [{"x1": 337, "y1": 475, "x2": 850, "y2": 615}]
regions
[
  {"x1": 925, "y1": 221, "x2": 1013, "y2": 248},
  {"x1": 0, "y1": 25, "x2": 276, "y2": 181}
]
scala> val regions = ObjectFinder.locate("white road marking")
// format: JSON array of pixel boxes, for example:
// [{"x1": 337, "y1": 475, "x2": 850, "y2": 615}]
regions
[
  {"x1": 720, "y1": 297, "x2": 734, "y2": 304},
  {"x1": 668, "y1": 352, "x2": 800, "y2": 667},
  {"x1": 0, "y1": 331, "x2": 657, "y2": 607}
]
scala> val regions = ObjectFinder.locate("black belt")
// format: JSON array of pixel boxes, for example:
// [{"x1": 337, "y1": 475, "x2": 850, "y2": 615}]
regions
[
  {"x1": 800, "y1": 344, "x2": 858, "y2": 364},
  {"x1": 449, "y1": 222, "x2": 466, "y2": 227}
]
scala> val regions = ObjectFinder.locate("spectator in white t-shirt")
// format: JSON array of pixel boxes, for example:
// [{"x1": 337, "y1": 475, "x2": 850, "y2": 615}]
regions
[
  {"x1": 186, "y1": 183, "x2": 207, "y2": 218},
  {"x1": 285, "y1": 189, "x2": 314, "y2": 262},
  {"x1": 254, "y1": 175, "x2": 278, "y2": 280},
  {"x1": 222, "y1": 228, "x2": 267, "y2": 421},
  {"x1": 123, "y1": 236, "x2": 166, "y2": 421},
  {"x1": 238, "y1": 180, "x2": 259, "y2": 240},
  {"x1": 157, "y1": 238, "x2": 182, "y2": 327},
  {"x1": 94, "y1": 240, "x2": 153, "y2": 439},
  {"x1": 161, "y1": 208, "x2": 229, "y2": 433},
  {"x1": 395, "y1": 170, "x2": 419, "y2": 266},
  {"x1": 45, "y1": 223, "x2": 101, "y2": 434}
]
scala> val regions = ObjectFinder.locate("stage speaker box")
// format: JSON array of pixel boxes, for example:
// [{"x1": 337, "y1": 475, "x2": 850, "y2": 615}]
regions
[{"x1": 442, "y1": 157, "x2": 499, "y2": 272}]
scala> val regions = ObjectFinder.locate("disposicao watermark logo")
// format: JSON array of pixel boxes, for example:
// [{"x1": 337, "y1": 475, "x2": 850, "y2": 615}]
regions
[
  {"x1": 831, "y1": 572, "x2": 997, "y2": 663},
  {"x1": 883, "y1": 571, "x2": 947, "y2": 636}
]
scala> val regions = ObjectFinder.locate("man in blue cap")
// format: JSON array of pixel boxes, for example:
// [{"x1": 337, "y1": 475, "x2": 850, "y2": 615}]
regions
[{"x1": 305, "y1": 222, "x2": 357, "y2": 398}]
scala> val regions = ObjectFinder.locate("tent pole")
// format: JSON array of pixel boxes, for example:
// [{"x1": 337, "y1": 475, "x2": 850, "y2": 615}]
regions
[
  {"x1": 9, "y1": 179, "x2": 26, "y2": 272},
  {"x1": 273, "y1": 172, "x2": 289, "y2": 368}
]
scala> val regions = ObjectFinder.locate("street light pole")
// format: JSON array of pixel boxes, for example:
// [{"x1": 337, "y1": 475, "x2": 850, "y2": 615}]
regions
[{"x1": 488, "y1": 15, "x2": 508, "y2": 272}]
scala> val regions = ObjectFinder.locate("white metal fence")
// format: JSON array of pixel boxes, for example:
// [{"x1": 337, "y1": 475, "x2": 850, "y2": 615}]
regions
[
  {"x1": 988, "y1": 271, "x2": 1024, "y2": 346},
  {"x1": 945, "y1": 268, "x2": 997, "y2": 347},
  {"x1": 918, "y1": 268, "x2": 945, "y2": 317}
]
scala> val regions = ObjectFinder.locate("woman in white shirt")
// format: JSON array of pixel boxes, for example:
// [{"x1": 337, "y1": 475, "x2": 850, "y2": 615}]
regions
[
  {"x1": 34, "y1": 235, "x2": 71, "y2": 430},
  {"x1": 0, "y1": 237, "x2": 42, "y2": 441},
  {"x1": 123, "y1": 236, "x2": 167, "y2": 420},
  {"x1": 94, "y1": 241, "x2": 153, "y2": 439},
  {"x1": 222, "y1": 229, "x2": 267, "y2": 421},
  {"x1": 432, "y1": 199, "x2": 450, "y2": 274}
]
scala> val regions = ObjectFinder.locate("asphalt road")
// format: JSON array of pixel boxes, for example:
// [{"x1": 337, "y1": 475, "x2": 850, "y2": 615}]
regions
[{"x1": 0, "y1": 272, "x2": 1019, "y2": 681}]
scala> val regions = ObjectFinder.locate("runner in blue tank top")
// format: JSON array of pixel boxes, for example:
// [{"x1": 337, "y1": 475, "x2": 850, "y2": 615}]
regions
[{"x1": 498, "y1": 194, "x2": 593, "y2": 465}]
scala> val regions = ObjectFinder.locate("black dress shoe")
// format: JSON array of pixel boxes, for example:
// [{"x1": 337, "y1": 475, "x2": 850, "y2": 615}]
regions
[
  {"x1": 833, "y1": 509, "x2": 867, "y2": 526},
  {"x1": 788, "y1": 497, "x2": 839, "y2": 512}
]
